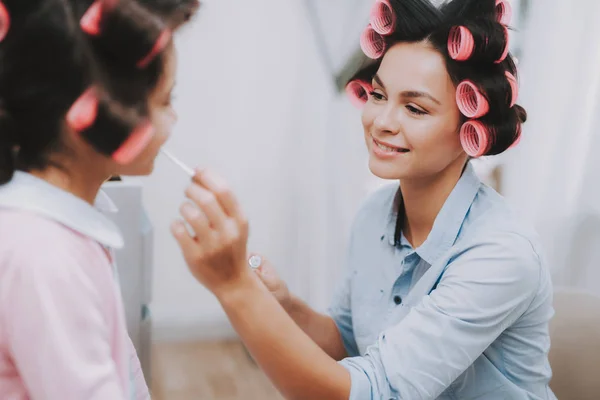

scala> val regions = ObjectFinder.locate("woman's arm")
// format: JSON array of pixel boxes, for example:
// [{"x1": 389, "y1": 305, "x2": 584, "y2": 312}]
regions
[
  {"x1": 253, "y1": 259, "x2": 349, "y2": 361},
  {"x1": 219, "y1": 273, "x2": 352, "y2": 400},
  {"x1": 284, "y1": 295, "x2": 349, "y2": 361}
]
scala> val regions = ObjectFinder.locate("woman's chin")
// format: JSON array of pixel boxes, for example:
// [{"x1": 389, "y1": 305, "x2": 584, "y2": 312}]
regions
[{"x1": 368, "y1": 158, "x2": 404, "y2": 181}]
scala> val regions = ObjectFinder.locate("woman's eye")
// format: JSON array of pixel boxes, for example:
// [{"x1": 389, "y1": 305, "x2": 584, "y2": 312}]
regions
[{"x1": 406, "y1": 105, "x2": 427, "y2": 115}]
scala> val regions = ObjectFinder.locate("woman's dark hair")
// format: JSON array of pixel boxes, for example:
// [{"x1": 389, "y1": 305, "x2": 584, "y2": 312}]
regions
[
  {"x1": 0, "y1": 0, "x2": 199, "y2": 185},
  {"x1": 348, "y1": 0, "x2": 527, "y2": 245}
]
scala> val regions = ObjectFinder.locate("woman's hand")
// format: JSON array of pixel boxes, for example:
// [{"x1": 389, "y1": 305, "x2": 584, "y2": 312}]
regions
[
  {"x1": 250, "y1": 253, "x2": 292, "y2": 309},
  {"x1": 171, "y1": 169, "x2": 252, "y2": 296}
]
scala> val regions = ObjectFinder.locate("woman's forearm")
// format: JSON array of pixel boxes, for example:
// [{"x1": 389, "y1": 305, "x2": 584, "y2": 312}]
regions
[
  {"x1": 284, "y1": 295, "x2": 348, "y2": 361},
  {"x1": 217, "y1": 273, "x2": 351, "y2": 400}
]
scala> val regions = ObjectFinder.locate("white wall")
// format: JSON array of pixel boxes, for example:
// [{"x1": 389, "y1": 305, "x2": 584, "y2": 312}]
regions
[{"x1": 141, "y1": 0, "x2": 370, "y2": 341}]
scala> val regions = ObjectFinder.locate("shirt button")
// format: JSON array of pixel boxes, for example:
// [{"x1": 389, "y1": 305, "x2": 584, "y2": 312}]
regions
[{"x1": 393, "y1": 295, "x2": 402, "y2": 305}]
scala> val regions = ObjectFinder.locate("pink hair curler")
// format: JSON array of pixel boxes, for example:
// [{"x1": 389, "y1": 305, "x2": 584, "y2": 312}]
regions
[
  {"x1": 0, "y1": 1, "x2": 10, "y2": 43},
  {"x1": 505, "y1": 71, "x2": 518, "y2": 107},
  {"x1": 460, "y1": 120, "x2": 492, "y2": 157},
  {"x1": 80, "y1": 0, "x2": 118, "y2": 36},
  {"x1": 495, "y1": 0, "x2": 513, "y2": 26},
  {"x1": 112, "y1": 121, "x2": 154, "y2": 164},
  {"x1": 66, "y1": 88, "x2": 99, "y2": 132},
  {"x1": 448, "y1": 26, "x2": 474, "y2": 61},
  {"x1": 494, "y1": 26, "x2": 509, "y2": 63},
  {"x1": 509, "y1": 122, "x2": 522, "y2": 149},
  {"x1": 360, "y1": 24, "x2": 386, "y2": 59},
  {"x1": 456, "y1": 80, "x2": 489, "y2": 118},
  {"x1": 67, "y1": 87, "x2": 155, "y2": 164},
  {"x1": 370, "y1": 0, "x2": 396, "y2": 36},
  {"x1": 346, "y1": 80, "x2": 372, "y2": 109},
  {"x1": 137, "y1": 29, "x2": 172, "y2": 68}
]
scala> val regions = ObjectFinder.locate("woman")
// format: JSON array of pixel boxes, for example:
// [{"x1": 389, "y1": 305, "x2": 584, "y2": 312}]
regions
[
  {"x1": 172, "y1": 0, "x2": 556, "y2": 399},
  {"x1": 0, "y1": 0, "x2": 197, "y2": 398}
]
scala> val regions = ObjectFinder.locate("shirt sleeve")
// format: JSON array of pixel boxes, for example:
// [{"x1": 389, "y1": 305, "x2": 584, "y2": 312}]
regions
[
  {"x1": 1, "y1": 243, "x2": 128, "y2": 400},
  {"x1": 338, "y1": 231, "x2": 542, "y2": 400}
]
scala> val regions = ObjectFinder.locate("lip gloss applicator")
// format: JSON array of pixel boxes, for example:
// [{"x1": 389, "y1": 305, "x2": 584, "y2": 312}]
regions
[{"x1": 160, "y1": 148, "x2": 195, "y2": 177}]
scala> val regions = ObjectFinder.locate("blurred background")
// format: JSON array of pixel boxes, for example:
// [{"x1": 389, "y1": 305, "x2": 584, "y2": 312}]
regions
[{"x1": 106, "y1": 0, "x2": 600, "y2": 398}]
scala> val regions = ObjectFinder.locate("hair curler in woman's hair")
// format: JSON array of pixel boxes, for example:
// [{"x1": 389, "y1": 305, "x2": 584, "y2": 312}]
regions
[
  {"x1": 370, "y1": 0, "x2": 396, "y2": 36},
  {"x1": 505, "y1": 70, "x2": 518, "y2": 107},
  {"x1": 66, "y1": 87, "x2": 155, "y2": 165},
  {"x1": 456, "y1": 80, "x2": 489, "y2": 118},
  {"x1": 360, "y1": 24, "x2": 386, "y2": 59},
  {"x1": 509, "y1": 122, "x2": 522, "y2": 149},
  {"x1": 447, "y1": 22, "x2": 509, "y2": 64},
  {"x1": 460, "y1": 120, "x2": 492, "y2": 157},
  {"x1": 0, "y1": 1, "x2": 10, "y2": 42},
  {"x1": 447, "y1": 26, "x2": 474, "y2": 61},
  {"x1": 494, "y1": 26, "x2": 509, "y2": 63},
  {"x1": 495, "y1": 0, "x2": 512, "y2": 26},
  {"x1": 346, "y1": 80, "x2": 373, "y2": 109},
  {"x1": 81, "y1": 0, "x2": 172, "y2": 69}
]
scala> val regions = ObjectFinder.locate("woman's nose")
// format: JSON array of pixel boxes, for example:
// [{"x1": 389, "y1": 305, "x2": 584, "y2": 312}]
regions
[{"x1": 373, "y1": 105, "x2": 401, "y2": 135}]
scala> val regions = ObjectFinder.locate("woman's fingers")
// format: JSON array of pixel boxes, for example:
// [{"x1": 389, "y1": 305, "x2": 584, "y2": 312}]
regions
[
  {"x1": 194, "y1": 169, "x2": 245, "y2": 223},
  {"x1": 185, "y1": 182, "x2": 228, "y2": 232},
  {"x1": 179, "y1": 202, "x2": 211, "y2": 243},
  {"x1": 171, "y1": 219, "x2": 200, "y2": 261}
]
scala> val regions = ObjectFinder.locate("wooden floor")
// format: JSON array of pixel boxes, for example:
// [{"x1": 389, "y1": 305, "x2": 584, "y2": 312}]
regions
[{"x1": 151, "y1": 340, "x2": 284, "y2": 400}]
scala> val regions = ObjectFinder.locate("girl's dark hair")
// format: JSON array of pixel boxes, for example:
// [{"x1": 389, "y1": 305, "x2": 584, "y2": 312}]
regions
[
  {"x1": 0, "y1": 0, "x2": 199, "y2": 185},
  {"x1": 349, "y1": 0, "x2": 527, "y2": 245}
]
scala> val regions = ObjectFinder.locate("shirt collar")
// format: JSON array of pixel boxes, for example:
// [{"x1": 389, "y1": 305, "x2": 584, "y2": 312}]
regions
[
  {"x1": 0, "y1": 171, "x2": 124, "y2": 249},
  {"x1": 386, "y1": 162, "x2": 481, "y2": 265}
]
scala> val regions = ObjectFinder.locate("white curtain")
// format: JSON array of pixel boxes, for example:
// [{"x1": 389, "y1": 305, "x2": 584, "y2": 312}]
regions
[{"x1": 501, "y1": 0, "x2": 600, "y2": 294}]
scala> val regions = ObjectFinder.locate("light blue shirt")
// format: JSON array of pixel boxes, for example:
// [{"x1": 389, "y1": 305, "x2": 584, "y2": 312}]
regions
[{"x1": 329, "y1": 163, "x2": 557, "y2": 400}]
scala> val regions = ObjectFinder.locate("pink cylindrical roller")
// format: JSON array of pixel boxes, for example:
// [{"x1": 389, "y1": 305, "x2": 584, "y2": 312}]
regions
[
  {"x1": 456, "y1": 80, "x2": 489, "y2": 118},
  {"x1": 509, "y1": 123, "x2": 522, "y2": 149},
  {"x1": 346, "y1": 80, "x2": 372, "y2": 109},
  {"x1": 495, "y1": 26, "x2": 509, "y2": 63},
  {"x1": 495, "y1": 0, "x2": 513, "y2": 26},
  {"x1": 66, "y1": 88, "x2": 99, "y2": 132},
  {"x1": 460, "y1": 120, "x2": 491, "y2": 157},
  {"x1": 112, "y1": 121, "x2": 155, "y2": 164},
  {"x1": 448, "y1": 26, "x2": 474, "y2": 61},
  {"x1": 370, "y1": 0, "x2": 396, "y2": 36},
  {"x1": 505, "y1": 71, "x2": 518, "y2": 107},
  {"x1": 360, "y1": 24, "x2": 386, "y2": 59},
  {"x1": 0, "y1": 1, "x2": 10, "y2": 43},
  {"x1": 80, "y1": 0, "x2": 119, "y2": 35},
  {"x1": 137, "y1": 29, "x2": 172, "y2": 68}
]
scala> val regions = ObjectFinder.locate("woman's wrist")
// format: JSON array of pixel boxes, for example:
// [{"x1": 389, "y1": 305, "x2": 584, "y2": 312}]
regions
[{"x1": 215, "y1": 266, "x2": 265, "y2": 307}]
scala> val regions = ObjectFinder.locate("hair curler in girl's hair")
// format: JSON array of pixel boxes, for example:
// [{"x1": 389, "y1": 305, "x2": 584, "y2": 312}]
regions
[
  {"x1": 360, "y1": 24, "x2": 386, "y2": 59},
  {"x1": 66, "y1": 87, "x2": 155, "y2": 165},
  {"x1": 370, "y1": 0, "x2": 396, "y2": 36},
  {"x1": 81, "y1": 0, "x2": 171, "y2": 69},
  {"x1": 505, "y1": 71, "x2": 518, "y2": 107},
  {"x1": 346, "y1": 80, "x2": 373, "y2": 109},
  {"x1": 460, "y1": 120, "x2": 492, "y2": 157},
  {"x1": 0, "y1": 1, "x2": 10, "y2": 42},
  {"x1": 495, "y1": 0, "x2": 512, "y2": 26},
  {"x1": 447, "y1": 22, "x2": 509, "y2": 64},
  {"x1": 456, "y1": 80, "x2": 490, "y2": 118}
]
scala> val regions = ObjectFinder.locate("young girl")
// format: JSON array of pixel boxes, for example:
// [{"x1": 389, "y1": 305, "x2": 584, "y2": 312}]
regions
[
  {"x1": 172, "y1": 0, "x2": 557, "y2": 399},
  {"x1": 0, "y1": 0, "x2": 197, "y2": 398}
]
